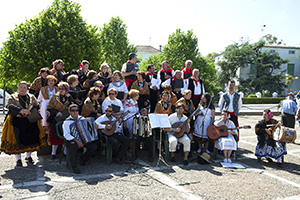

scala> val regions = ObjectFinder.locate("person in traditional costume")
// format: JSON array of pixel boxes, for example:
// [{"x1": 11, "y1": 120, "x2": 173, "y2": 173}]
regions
[
  {"x1": 255, "y1": 109, "x2": 286, "y2": 166},
  {"x1": 187, "y1": 69, "x2": 205, "y2": 107},
  {"x1": 67, "y1": 74, "x2": 85, "y2": 110},
  {"x1": 155, "y1": 91, "x2": 172, "y2": 115},
  {"x1": 93, "y1": 80, "x2": 105, "y2": 106},
  {"x1": 77, "y1": 60, "x2": 90, "y2": 85},
  {"x1": 121, "y1": 53, "x2": 139, "y2": 90},
  {"x1": 107, "y1": 70, "x2": 128, "y2": 103},
  {"x1": 175, "y1": 89, "x2": 195, "y2": 117},
  {"x1": 123, "y1": 89, "x2": 140, "y2": 139},
  {"x1": 194, "y1": 93, "x2": 215, "y2": 154},
  {"x1": 47, "y1": 82, "x2": 75, "y2": 160},
  {"x1": 214, "y1": 110, "x2": 237, "y2": 163},
  {"x1": 181, "y1": 60, "x2": 193, "y2": 80},
  {"x1": 131, "y1": 71, "x2": 150, "y2": 110},
  {"x1": 0, "y1": 81, "x2": 47, "y2": 167},
  {"x1": 157, "y1": 61, "x2": 174, "y2": 90},
  {"x1": 83, "y1": 70, "x2": 98, "y2": 89},
  {"x1": 50, "y1": 59, "x2": 67, "y2": 82},
  {"x1": 101, "y1": 88, "x2": 124, "y2": 117},
  {"x1": 145, "y1": 64, "x2": 160, "y2": 113},
  {"x1": 163, "y1": 84, "x2": 178, "y2": 112},
  {"x1": 29, "y1": 67, "x2": 50, "y2": 97},
  {"x1": 162, "y1": 70, "x2": 186, "y2": 100},
  {"x1": 38, "y1": 75, "x2": 58, "y2": 134},
  {"x1": 81, "y1": 87, "x2": 102, "y2": 118},
  {"x1": 98, "y1": 63, "x2": 112, "y2": 97}
]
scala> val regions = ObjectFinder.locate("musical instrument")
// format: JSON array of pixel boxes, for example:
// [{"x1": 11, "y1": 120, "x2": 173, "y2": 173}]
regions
[
  {"x1": 69, "y1": 118, "x2": 99, "y2": 144},
  {"x1": 207, "y1": 125, "x2": 251, "y2": 140},
  {"x1": 273, "y1": 126, "x2": 297, "y2": 143},
  {"x1": 101, "y1": 110, "x2": 130, "y2": 136},
  {"x1": 172, "y1": 107, "x2": 201, "y2": 138},
  {"x1": 133, "y1": 116, "x2": 152, "y2": 137}
]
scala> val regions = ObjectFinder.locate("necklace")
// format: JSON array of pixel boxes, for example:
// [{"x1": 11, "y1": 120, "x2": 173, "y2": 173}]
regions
[{"x1": 19, "y1": 94, "x2": 29, "y2": 109}]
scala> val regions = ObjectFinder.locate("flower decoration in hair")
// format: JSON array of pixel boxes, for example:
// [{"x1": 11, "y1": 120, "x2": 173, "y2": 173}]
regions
[
  {"x1": 100, "y1": 85, "x2": 104, "y2": 91},
  {"x1": 53, "y1": 61, "x2": 57, "y2": 66},
  {"x1": 38, "y1": 72, "x2": 42, "y2": 76},
  {"x1": 268, "y1": 111, "x2": 274, "y2": 119},
  {"x1": 66, "y1": 87, "x2": 70, "y2": 93},
  {"x1": 79, "y1": 63, "x2": 84, "y2": 68}
]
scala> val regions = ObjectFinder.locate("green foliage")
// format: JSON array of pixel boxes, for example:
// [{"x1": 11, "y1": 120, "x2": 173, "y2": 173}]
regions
[
  {"x1": 242, "y1": 97, "x2": 284, "y2": 104},
  {"x1": 99, "y1": 16, "x2": 137, "y2": 72},
  {"x1": 262, "y1": 90, "x2": 270, "y2": 97},
  {"x1": 0, "y1": 0, "x2": 101, "y2": 91},
  {"x1": 140, "y1": 29, "x2": 220, "y2": 94},
  {"x1": 262, "y1": 34, "x2": 284, "y2": 45},
  {"x1": 247, "y1": 94, "x2": 257, "y2": 98}
]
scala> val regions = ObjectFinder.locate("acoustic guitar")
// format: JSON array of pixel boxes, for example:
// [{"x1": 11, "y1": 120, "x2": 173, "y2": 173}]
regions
[
  {"x1": 101, "y1": 110, "x2": 130, "y2": 136},
  {"x1": 207, "y1": 125, "x2": 251, "y2": 140},
  {"x1": 172, "y1": 107, "x2": 201, "y2": 138}
]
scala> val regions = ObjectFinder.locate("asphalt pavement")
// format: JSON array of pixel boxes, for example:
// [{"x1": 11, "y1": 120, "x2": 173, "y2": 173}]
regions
[{"x1": 0, "y1": 108, "x2": 300, "y2": 200}]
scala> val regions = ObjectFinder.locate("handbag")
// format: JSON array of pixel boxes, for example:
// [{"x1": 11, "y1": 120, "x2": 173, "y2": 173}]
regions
[{"x1": 27, "y1": 108, "x2": 42, "y2": 123}]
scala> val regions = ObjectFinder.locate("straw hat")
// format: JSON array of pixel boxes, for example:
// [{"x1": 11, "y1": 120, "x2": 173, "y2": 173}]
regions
[{"x1": 197, "y1": 152, "x2": 210, "y2": 164}]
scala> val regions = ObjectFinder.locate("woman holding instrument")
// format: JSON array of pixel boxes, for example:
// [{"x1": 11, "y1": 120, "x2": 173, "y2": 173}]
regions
[
  {"x1": 194, "y1": 93, "x2": 215, "y2": 154},
  {"x1": 214, "y1": 110, "x2": 237, "y2": 163},
  {"x1": 255, "y1": 109, "x2": 286, "y2": 166},
  {"x1": 0, "y1": 81, "x2": 47, "y2": 167},
  {"x1": 47, "y1": 82, "x2": 75, "y2": 160}
]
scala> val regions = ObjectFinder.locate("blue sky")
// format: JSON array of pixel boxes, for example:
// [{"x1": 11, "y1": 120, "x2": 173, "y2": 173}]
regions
[{"x1": 1, "y1": 0, "x2": 299, "y2": 56}]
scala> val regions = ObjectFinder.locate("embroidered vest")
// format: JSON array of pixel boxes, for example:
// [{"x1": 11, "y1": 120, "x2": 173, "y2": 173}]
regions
[{"x1": 222, "y1": 92, "x2": 240, "y2": 116}]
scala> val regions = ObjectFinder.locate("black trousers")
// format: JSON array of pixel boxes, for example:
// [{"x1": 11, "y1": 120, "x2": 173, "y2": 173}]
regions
[
  {"x1": 149, "y1": 89, "x2": 159, "y2": 113},
  {"x1": 108, "y1": 132, "x2": 130, "y2": 160},
  {"x1": 282, "y1": 112, "x2": 295, "y2": 128},
  {"x1": 66, "y1": 140, "x2": 97, "y2": 168}
]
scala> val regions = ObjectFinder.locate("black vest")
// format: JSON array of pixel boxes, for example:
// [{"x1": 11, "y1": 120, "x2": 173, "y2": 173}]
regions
[
  {"x1": 125, "y1": 63, "x2": 138, "y2": 80},
  {"x1": 159, "y1": 71, "x2": 172, "y2": 83},
  {"x1": 188, "y1": 78, "x2": 203, "y2": 97}
]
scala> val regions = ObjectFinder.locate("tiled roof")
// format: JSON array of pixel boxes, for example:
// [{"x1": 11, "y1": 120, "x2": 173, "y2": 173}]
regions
[{"x1": 137, "y1": 45, "x2": 160, "y2": 53}]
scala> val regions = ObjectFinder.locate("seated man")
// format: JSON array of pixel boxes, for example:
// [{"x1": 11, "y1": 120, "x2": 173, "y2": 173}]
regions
[
  {"x1": 63, "y1": 104, "x2": 98, "y2": 174},
  {"x1": 164, "y1": 103, "x2": 191, "y2": 166},
  {"x1": 214, "y1": 110, "x2": 237, "y2": 163},
  {"x1": 95, "y1": 105, "x2": 130, "y2": 164}
]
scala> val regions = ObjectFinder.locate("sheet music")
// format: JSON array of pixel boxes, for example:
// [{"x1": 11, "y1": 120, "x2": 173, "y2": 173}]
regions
[{"x1": 148, "y1": 113, "x2": 171, "y2": 128}]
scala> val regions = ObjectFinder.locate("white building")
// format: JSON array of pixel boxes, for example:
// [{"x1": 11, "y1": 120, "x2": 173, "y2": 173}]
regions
[{"x1": 137, "y1": 45, "x2": 161, "y2": 62}]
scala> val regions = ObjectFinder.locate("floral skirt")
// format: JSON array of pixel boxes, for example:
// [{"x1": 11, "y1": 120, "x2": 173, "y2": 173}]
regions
[{"x1": 255, "y1": 137, "x2": 287, "y2": 159}]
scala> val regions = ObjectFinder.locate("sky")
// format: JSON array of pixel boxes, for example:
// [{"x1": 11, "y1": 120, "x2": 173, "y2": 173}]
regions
[{"x1": 1, "y1": 0, "x2": 299, "y2": 56}]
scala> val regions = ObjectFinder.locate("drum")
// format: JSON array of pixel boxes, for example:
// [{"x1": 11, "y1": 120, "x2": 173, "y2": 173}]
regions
[
  {"x1": 69, "y1": 118, "x2": 99, "y2": 144},
  {"x1": 273, "y1": 126, "x2": 297, "y2": 143},
  {"x1": 133, "y1": 116, "x2": 152, "y2": 137}
]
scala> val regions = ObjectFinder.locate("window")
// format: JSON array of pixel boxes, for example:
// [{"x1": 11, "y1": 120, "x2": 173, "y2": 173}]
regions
[
  {"x1": 250, "y1": 64, "x2": 256, "y2": 74},
  {"x1": 289, "y1": 50, "x2": 295, "y2": 54},
  {"x1": 287, "y1": 64, "x2": 295, "y2": 76}
]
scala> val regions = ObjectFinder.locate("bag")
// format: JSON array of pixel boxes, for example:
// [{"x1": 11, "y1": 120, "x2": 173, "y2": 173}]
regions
[{"x1": 27, "y1": 108, "x2": 42, "y2": 123}]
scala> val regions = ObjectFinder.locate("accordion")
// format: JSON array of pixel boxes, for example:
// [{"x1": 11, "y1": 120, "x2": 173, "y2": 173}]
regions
[{"x1": 69, "y1": 118, "x2": 99, "y2": 144}]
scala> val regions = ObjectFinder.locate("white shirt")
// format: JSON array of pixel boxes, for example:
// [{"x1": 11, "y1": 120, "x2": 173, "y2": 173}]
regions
[
  {"x1": 167, "y1": 113, "x2": 190, "y2": 134},
  {"x1": 123, "y1": 99, "x2": 139, "y2": 120},
  {"x1": 147, "y1": 74, "x2": 161, "y2": 90},
  {"x1": 62, "y1": 115, "x2": 85, "y2": 141},
  {"x1": 161, "y1": 78, "x2": 187, "y2": 94},
  {"x1": 95, "y1": 114, "x2": 123, "y2": 133},
  {"x1": 108, "y1": 81, "x2": 128, "y2": 94},
  {"x1": 102, "y1": 97, "x2": 124, "y2": 114}
]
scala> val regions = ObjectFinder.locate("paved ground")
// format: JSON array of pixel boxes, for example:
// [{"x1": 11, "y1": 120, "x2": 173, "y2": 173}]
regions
[{"x1": 0, "y1": 112, "x2": 300, "y2": 200}]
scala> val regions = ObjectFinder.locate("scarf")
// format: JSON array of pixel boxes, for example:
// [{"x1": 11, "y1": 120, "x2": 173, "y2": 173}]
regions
[
  {"x1": 160, "y1": 66, "x2": 172, "y2": 73},
  {"x1": 181, "y1": 67, "x2": 193, "y2": 74},
  {"x1": 191, "y1": 77, "x2": 200, "y2": 86}
]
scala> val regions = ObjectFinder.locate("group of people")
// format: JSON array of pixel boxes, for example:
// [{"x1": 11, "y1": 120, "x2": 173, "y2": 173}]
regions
[{"x1": 0, "y1": 53, "x2": 297, "y2": 174}]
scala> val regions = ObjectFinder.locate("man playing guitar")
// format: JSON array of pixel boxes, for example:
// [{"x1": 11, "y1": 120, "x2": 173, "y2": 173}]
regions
[
  {"x1": 95, "y1": 105, "x2": 130, "y2": 164},
  {"x1": 164, "y1": 103, "x2": 191, "y2": 166}
]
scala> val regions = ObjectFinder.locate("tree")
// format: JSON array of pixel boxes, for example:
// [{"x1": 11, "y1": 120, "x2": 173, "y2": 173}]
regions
[
  {"x1": 262, "y1": 34, "x2": 285, "y2": 45},
  {"x1": 0, "y1": 0, "x2": 101, "y2": 92},
  {"x1": 234, "y1": 40, "x2": 289, "y2": 94},
  {"x1": 99, "y1": 16, "x2": 137, "y2": 72},
  {"x1": 285, "y1": 74, "x2": 298, "y2": 93},
  {"x1": 141, "y1": 29, "x2": 219, "y2": 94}
]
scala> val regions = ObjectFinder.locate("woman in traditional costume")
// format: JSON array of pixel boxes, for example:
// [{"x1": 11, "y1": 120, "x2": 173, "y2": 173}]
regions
[
  {"x1": 107, "y1": 70, "x2": 128, "y2": 103},
  {"x1": 0, "y1": 81, "x2": 47, "y2": 167},
  {"x1": 81, "y1": 87, "x2": 102, "y2": 118},
  {"x1": 29, "y1": 67, "x2": 50, "y2": 97},
  {"x1": 131, "y1": 71, "x2": 150, "y2": 110}
]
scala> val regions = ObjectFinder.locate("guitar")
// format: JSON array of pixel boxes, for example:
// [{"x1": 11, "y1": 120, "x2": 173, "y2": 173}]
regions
[
  {"x1": 101, "y1": 110, "x2": 130, "y2": 136},
  {"x1": 172, "y1": 107, "x2": 201, "y2": 138},
  {"x1": 207, "y1": 125, "x2": 251, "y2": 140}
]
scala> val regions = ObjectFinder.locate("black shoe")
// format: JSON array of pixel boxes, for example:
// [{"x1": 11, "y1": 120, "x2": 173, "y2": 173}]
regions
[
  {"x1": 25, "y1": 157, "x2": 34, "y2": 164},
  {"x1": 257, "y1": 158, "x2": 262, "y2": 162},
  {"x1": 266, "y1": 157, "x2": 273, "y2": 163},
  {"x1": 183, "y1": 160, "x2": 189, "y2": 166},
  {"x1": 51, "y1": 155, "x2": 56, "y2": 160},
  {"x1": 171, "y1": 156, "x2": 176, "y2": 163},
  {"x1": 16, "y1": 160, "x2": 22, "y2": 167},
  {"x1": 72, "y1": 166, "x2": 81, "y2": 174}
]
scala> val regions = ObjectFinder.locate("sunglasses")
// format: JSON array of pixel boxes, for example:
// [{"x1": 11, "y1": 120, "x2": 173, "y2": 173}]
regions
[
  {"x1": 70, "y1": 109, "x2": 79, "y2": 112},
  {"x1": 105, "y1": 110, "x2": 113, "y2": 112},
  {"x1": 108, "y1": 93, "x2": 115, "y2": 96}
]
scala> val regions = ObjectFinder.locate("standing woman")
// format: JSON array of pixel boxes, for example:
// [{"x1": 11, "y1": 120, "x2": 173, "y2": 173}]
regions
[
  {"x1": 98, "y1": 63, "x2": 112, "y2": 97},
  {"x1": 29, "y1": 67, "x2": 50, "y2": 97},
  {"x1": 107, "y1": 70, "x2": 128, "y2": 103},
  {"x1": 47, "y1": 82, "x2": 75, "y2": 159},
  {"x1": 131, "y1": 71, "x2": 150, "y2": 110},
  {"x1": 1, "y1": 81, "x2": 47, "y2": 167},
  {"x1": 50, "y1": 59, "x2": 66, "y2": 82},
  {"x1": 123, "y1": 89, "x2": 140, "y2": 139},
  {"x1": 194, "y1": 93, "x2": 215, "y2": 154},
  {"x1": 38, "y1": 75, "x2": 58, "y2": 134}
]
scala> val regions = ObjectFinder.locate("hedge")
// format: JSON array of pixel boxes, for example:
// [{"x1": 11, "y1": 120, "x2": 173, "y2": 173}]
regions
[{"x1": 242, "y1": 97, "x2": 285, "y2": 104}]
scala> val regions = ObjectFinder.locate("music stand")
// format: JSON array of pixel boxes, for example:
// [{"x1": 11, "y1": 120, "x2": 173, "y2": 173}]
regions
[{"x1": 148, "y1": 113, "x2": 171, "y2": 167}]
